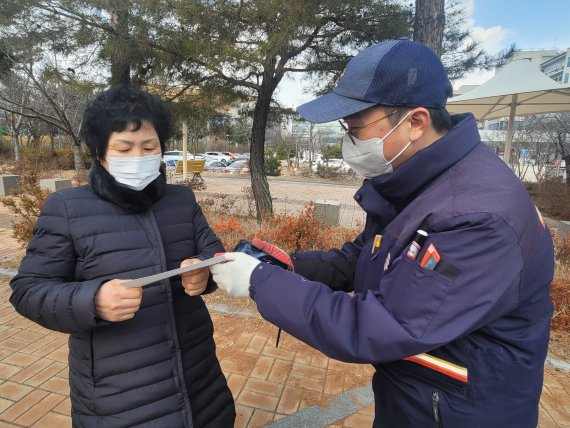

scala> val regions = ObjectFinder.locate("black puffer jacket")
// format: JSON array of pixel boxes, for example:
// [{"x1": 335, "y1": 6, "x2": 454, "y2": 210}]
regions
[{"x1": 10, "y1": 164, "x2": 235, "y2": 427}]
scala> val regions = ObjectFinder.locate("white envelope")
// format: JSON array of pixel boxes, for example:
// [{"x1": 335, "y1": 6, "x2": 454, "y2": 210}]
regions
[{"x1": 122, "y1": 254, "x2": 229, "y2": 287}]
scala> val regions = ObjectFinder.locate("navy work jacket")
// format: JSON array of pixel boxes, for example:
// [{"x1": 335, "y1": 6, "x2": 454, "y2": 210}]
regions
[{"x1": 249, "y1": 114, "x2": 554, "y2": 427}]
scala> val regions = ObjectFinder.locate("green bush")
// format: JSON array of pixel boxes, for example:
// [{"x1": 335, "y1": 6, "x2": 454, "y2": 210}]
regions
[{"x1": 265, "y1": 156, "x2": 281, "y2": 176}]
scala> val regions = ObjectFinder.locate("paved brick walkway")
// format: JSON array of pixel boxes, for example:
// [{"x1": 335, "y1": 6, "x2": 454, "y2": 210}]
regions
[
  {"x1": 0, "y1": 208, "x2": 20, "y2": 260},
  {"x1": 1, "y1": 177, "x2": 569, "y2": 427}
]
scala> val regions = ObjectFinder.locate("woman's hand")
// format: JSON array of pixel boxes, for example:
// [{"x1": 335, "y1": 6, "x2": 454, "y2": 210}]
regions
[
  {"x1": 95, "y1": 280, "x2": 143, "y2": 322},
  {"x1": 180, "y1": 258, "x2": 209, "y2": 296}
]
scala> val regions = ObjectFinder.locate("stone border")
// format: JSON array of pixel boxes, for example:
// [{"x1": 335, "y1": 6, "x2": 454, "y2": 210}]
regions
[{"x1": 544, "y1": 216, "x2": 570, "y2": 240}]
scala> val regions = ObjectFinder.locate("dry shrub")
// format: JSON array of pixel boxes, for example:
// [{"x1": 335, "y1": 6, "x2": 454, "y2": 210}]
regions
[
  {"x1": 179, "y1": 176, "x2": 207, "y2": 192},
  {"x1": 555, "y1": 234, "x2": 570, "y2": 268},
  {"x1": 527, "y1": 179, "x2": 570, "y2": 221},
  {"x1": 255, "y1": 203, "x2": 329, "y2": 253},
  {"x1": 20, "y1": 147, "x2": 91, "y2": 171},
  {"x1": 206, "y1": 202, "x2": 359, "y2": 254},
  {"x1": 256, "y1": 202, "x2": 357, "y2": 253},
  {"x1": 241, "y1": 186, "x2": 256, "y2": 218},
  {"x1": 551, "y1": 276, "x2": 570, "y2": 331},
  {"x1": 0, "y1": 172, "x2": 50, "y2": 248},
  {"x1": 72, "y1": 170, "x2": 89, "y2": 187},
  {"x1": 197, "y1": 193, "x2": 240, "y2": 217},
  {"x1": 209, "y1": 216, "x2": 247, "y2": 250},
  {"x1": 11, "y1": 156, "x2": 57, "y2": 179}
]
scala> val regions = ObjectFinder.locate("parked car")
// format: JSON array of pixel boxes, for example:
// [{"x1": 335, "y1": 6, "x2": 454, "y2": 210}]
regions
[
  {"x1": 203, "y1": 160, "x2": 227, "y2": 172},
  {"x1": 221, "y1": 152, "x2": 241, "y2": 159},
  {"x1": 311, "y1": 158, "x2": 351, "y2": 173},
  {"x1": 163, "y1": 151, "x2": 205, "y2": 163},
  {"x1": 227, "y1": 157, "x2": 249, "y2": 164},
  {"x1": 224, "y1": 160, "x2": 250, "y2": 174},
  {"x1": 163, "y1": 159, "x2": 177, "y2": 168},
  {"x1": 204, "y1": 151, "x2": 232, "y2": 163}
]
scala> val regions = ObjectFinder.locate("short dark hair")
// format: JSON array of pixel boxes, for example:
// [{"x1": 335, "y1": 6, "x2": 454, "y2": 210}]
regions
[
  {"x1": 384, "y1": 106, "x2": 452, "y2": 133},
  {"x1": 80, "y1": 85, "x2": 172, "y2": 160}
]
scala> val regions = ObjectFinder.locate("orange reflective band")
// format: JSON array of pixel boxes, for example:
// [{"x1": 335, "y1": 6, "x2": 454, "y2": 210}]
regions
[
  {"x1": 403, "y1": 353, "x2": 468, "y2": 383},
  {"x1": 535, "y1": 206, "x2": 546, "y2": 228}
]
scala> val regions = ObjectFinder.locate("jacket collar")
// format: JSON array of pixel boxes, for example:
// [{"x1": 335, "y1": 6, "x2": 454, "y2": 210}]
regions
[
  {"x1": 354, "y1": 113, "x2": 480, "y2": 227},
  {"x1": 89, "y1": 160, "x2": 166, "y2": 213}
]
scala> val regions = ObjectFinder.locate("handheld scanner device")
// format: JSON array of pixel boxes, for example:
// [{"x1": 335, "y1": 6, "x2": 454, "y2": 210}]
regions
[{"x1": 233, "y1": 239, "x2": 292, "y2": 270}]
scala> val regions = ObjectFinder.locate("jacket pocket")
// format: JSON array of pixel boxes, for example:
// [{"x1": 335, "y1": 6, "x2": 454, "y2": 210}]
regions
[
  {"x1": 468, "y1": 346, "x2": 509, "y2": 405},
  {"x1": 89, "y1": 330, "x2": 96, "y2": 382},
  {"x1": 380, "y1": 256, "x2": 454, "y2": 338}
]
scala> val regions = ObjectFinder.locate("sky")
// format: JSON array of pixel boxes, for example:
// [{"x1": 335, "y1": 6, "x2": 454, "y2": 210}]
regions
[{"x1": 275, "y1": 0, "x2": 570, "y2": 109}]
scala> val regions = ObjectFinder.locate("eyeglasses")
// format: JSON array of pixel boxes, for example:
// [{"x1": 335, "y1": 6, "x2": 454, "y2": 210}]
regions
[{"x1": 339, "y1": 108, "x2": 404, "y2": 145}]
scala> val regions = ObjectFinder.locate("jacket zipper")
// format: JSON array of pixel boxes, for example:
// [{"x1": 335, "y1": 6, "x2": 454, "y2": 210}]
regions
[
  {"x1": 140, "y1": 211, "x2": 193, "y2": 426},
  {"x1": 432, "y1": 391, "x2": 443, "y2": 428}
]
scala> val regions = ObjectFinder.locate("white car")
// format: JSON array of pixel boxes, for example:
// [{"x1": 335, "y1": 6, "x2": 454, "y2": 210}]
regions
[
  {"x1": 204, "y1": 160, "x2": 227, "y2": 172},
  {"x1": 224, "y1": 160, "x2": 250, "y2": 174},
  {"x1": 312, "y1": 158, "x2": 351, "y2": 173},
  {"x1": 163, "y1": 151, "x2": 204, "y2": 163},
  {"x1": 204, "y1": 151, "x2": 232, "y2": 163}
]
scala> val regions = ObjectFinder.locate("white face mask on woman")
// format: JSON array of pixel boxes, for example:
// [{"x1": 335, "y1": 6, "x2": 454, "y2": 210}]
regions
[
  {"x1": 342, "y1": 112, "x2": 412, "y2": 179},
  {"x1": 106, "y1": 154, "x2": 162, "y2": 191}
]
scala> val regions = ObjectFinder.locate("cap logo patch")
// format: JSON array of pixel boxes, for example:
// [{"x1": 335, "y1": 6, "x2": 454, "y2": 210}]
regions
[{"x1": 408, "y1": 68, "x2": 417, "y2": 86}]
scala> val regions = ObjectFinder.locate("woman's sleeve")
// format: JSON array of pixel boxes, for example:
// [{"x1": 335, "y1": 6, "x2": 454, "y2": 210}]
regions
[
  {"x1": 10, "y1": 193, "x2": 103, "y2": 334},
  {"x1": 189, "y1": 191, "x2": 224, "y2": 294}
]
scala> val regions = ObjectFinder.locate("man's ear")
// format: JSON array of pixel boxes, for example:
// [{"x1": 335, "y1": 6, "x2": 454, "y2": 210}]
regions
[{"x1": 408, "y1": 108, "x2": 431, "y2": 142}]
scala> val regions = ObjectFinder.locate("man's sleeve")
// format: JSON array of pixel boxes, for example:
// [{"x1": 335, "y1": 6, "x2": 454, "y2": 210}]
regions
[
  {"x1": 250, "y1": 213, "x2": 522, "y2": 363},
  {"x1": 290, "y1": 233, "x2": 365, "y2": 292},
  {"x1": 10, "y1": 194, "x2": 103, "y2": 334}
]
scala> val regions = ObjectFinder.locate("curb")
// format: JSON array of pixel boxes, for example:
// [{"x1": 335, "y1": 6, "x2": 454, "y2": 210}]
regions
[
  {"x1": 0, "y1": 267, "x2": 17, "y2": 277},
  {"x1": 544, "y1": 216, "x2": 570, "y2": 240},
  {"x1": 545, "y1": 357, "x2": 570, "y2": 372}
]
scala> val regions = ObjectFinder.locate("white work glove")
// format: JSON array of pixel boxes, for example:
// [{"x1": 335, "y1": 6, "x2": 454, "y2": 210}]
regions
[{"x1": 209, "y1": 252, "x2": 261, "y2": 298}]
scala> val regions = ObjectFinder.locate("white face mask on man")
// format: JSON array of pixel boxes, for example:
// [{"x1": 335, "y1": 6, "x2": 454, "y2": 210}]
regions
[
  {"x1": 342, "y1": 112, "x2": 412, "y2": 179},
  {"x1": 106, "y1": 154, "x2": 162, "y2": 191}
]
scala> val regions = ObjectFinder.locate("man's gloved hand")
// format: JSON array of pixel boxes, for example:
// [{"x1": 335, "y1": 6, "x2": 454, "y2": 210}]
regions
[
  {"x1": 209, "y1": 252, "x2": 261, "y2": 298},
  {"x1": 252, "y1": 238, "x2": 294, "y2": 271}
]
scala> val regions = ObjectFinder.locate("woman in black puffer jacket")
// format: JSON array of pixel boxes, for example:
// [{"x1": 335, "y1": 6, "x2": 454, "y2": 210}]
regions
[{"x1": 10, "y1": 86, "x2": 235, "y2": 427}]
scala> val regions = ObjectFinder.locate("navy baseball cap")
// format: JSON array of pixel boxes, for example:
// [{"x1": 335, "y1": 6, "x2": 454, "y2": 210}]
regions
[{"x1": 297, "y1": 39, "x2": 453, "y2": 123}]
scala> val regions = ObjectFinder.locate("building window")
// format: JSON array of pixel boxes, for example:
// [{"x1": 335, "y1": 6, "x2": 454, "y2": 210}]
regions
[
  {"x1": 565, "y1": 73, "x2": 569, "y2": 84},
  {"x1": 567, "y1": 57, "x2": 570, "y2": 67}
]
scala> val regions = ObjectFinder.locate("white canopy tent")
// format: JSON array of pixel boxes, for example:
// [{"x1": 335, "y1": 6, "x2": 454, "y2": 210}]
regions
[{"x1": 446, "y1": 59, "x2": 570, "y2": 163}]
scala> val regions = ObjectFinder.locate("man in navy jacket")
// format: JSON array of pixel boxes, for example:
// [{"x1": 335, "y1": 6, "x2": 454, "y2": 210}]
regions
[{"x1": 210, "y1": 39, "x2": 554, "y2": 427}]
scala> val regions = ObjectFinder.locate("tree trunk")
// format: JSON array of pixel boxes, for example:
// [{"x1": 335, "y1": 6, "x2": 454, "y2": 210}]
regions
[
  {"x1": 73, "y1": 143, "x2": 85, "y2": 171},
  {"x1": 12, "y1": 133, "x2": 20, "y2": 161},
  {"x1": 109, "y1": 2, "x2": 131, "y2": 86},
  {"x1": 250, "y1": 86, "x2": 274, "y2": 221},
  {"x1": 49, "y1": 133, "x2": 55, "y2": 154},
  {"x1": 413, "y1": 0, "x2": 445, "y2": 57}
]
